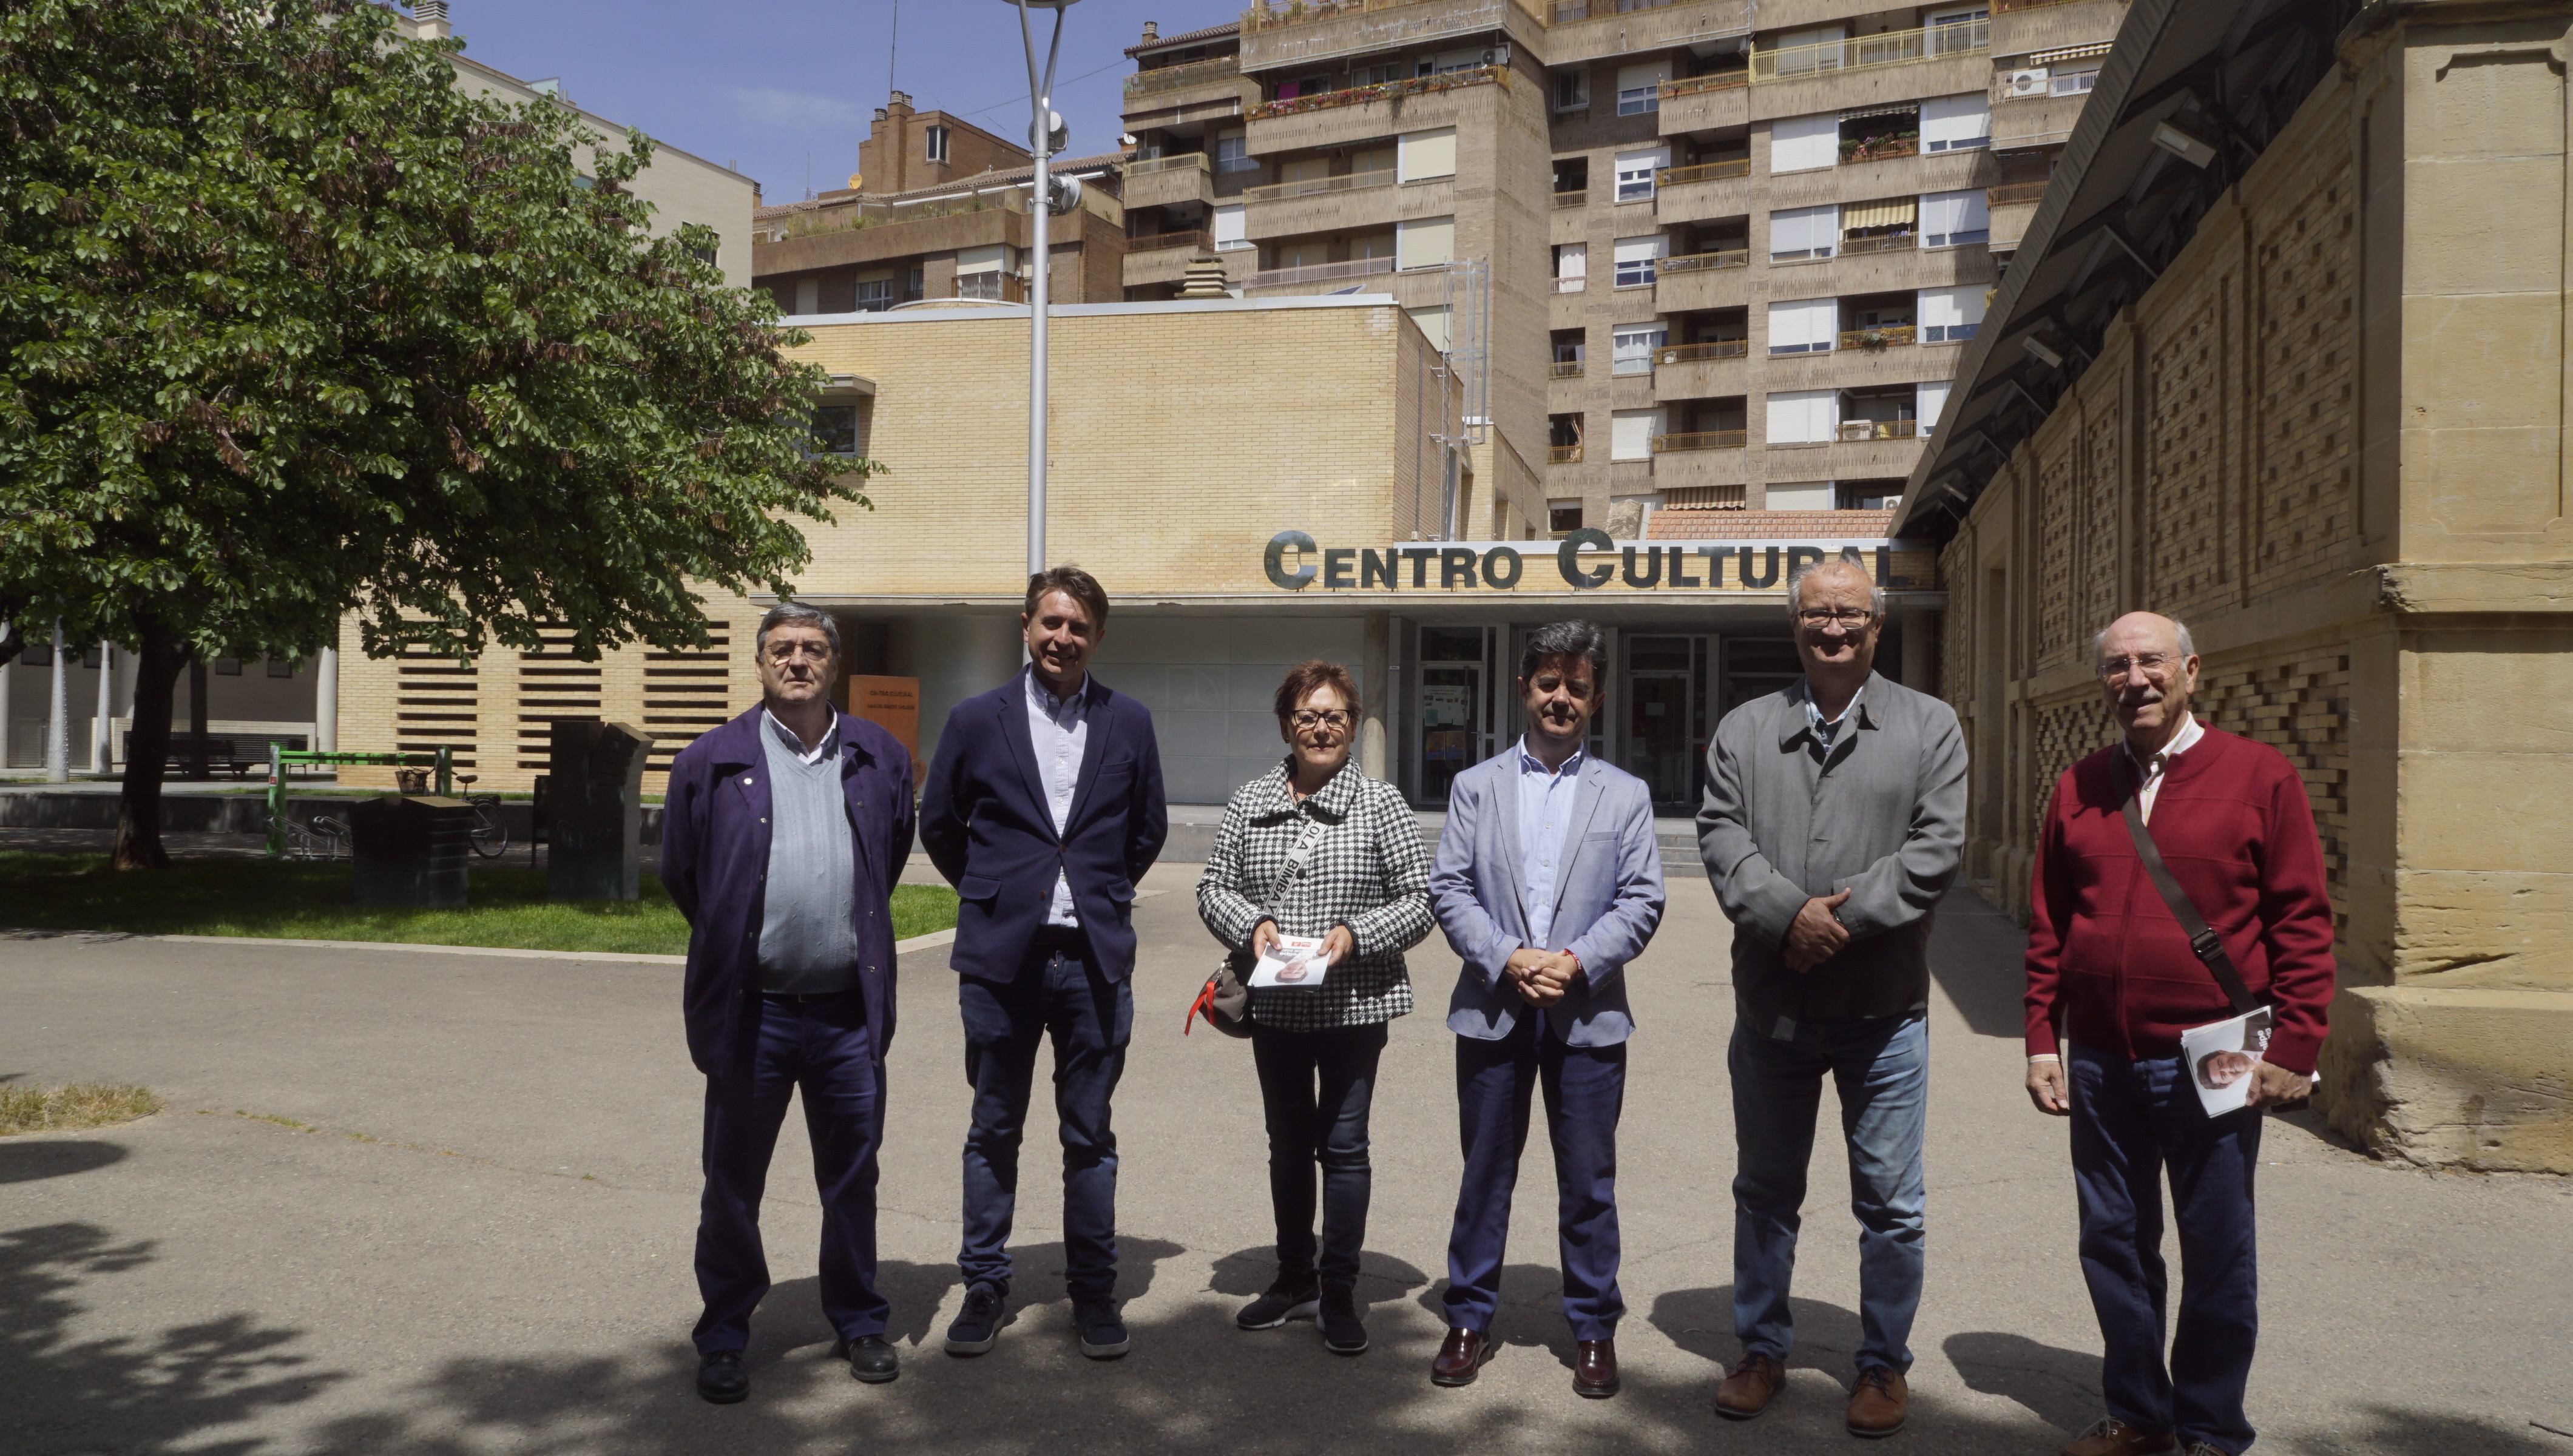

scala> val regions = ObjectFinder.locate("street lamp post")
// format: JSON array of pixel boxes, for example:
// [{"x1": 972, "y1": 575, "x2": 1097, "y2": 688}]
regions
[{"x1": 1005, "y1": 0, "x2": 1080, "y2": 579}]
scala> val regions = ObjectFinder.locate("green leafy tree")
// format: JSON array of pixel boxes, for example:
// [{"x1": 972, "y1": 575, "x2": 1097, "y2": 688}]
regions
[{"x1": 1, "y1": 0, "x2": 873, "y2": 866}]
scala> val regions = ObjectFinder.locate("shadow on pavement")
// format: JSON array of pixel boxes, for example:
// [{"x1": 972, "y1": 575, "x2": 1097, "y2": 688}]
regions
[
  {"x1": 0, "y1": 1139, "x2": 127, "y2": 1185},
  {"x1": 1647, "y1": 1284, "x2": 1868, "y2": 1375},
  {"x1": 1943, "y1": 1329, "x2": 2103, "y2": 1432},
  {"x1": 1208, "y1": 1244, "x2": 1433, "y2": 1315},
  {"x1": 2, "y1": 1221, "x2": 347, "y2": 1454}
]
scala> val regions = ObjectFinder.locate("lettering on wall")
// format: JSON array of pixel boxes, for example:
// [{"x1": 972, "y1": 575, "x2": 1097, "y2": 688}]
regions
[{"x1": 1262, "y1": 529, "x2": 1902, "y2": 593}]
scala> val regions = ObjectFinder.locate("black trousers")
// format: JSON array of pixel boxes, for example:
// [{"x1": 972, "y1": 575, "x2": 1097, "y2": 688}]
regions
[{"x1": 1249, "y1": 1020, "x2": 1389, "y2": 1290}]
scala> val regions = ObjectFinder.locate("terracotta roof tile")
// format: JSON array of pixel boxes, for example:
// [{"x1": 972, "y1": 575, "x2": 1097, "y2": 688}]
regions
[{"x1": 1126, "y1": 21, "x2": 1241, "y2": 57}]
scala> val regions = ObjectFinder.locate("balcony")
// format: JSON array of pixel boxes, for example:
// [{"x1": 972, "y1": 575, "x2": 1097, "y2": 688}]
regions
[
  {"x1": 1839, "y1": 418, "x2": 1921, "y2": 442},
  {"x1": 1655, "y1": 166, "x2": 1750, "y2": 226},
  {"x1": 1658, "y1": 159, "x2": 1750, "y2": 187},
  {"x1": 1128, "y1": 228, "x2": 1214, "y2": 253},
  {"x1": 1549, "y1": 443, "x2": 1584, "y2": 463},
  {"x1": 1129, "y1": 153, "x2": 1215, "y2": 209},
  {"x1": 1241, "y1": 255, "x2": 1394, "y2": 290},
  {"x1": 1554, "y1": 188, "x2": 1587, "y2": 208},
  {"x1": 1243, "y1": 169, "x2": 1395, "y2": 203},
  {"x1": 1750, "y1": 20, "x2": 1990, "y2": 82},
  {"x1": 1841, "y1": 135, "x2": 1919, "y2": 164},
  {"x1": 1841, "y1": 232, "x2": 1918, "y2": 256},
  {"x1": 1241, "y1": 0, "x2": 1541, "y2": 38},
  {"x1": 1124, "y1": 56, "x2": 1242, "y2": 100},
  {"x1": 1245, "y1": 65, "x2": 1503, "y2": 123},
  {"x1": 1987, "y1": 179, "x2": 2050, "y2": 207},
  {"x1": 1652, "y1": 430, "x2": 1746, "y2": 452},
  {"x1": 1550, "y1": 0, "x2": 1756, "y2": 67},
  {"x1": 1838, "y1": 324, "x2": 1918, "y2": 350},
  {"x1": 1659, "y1": 249, "x2": 1750, "y2": 277},
  {"x1": 1549, "y1": 359, "x2": 1586, "y2": 379},
  {"x1": 1658, "y1": 69, "x2": 1750, "y2": 135},
  {"x1": 1654, "y1": 251, "x2": 1750, "y2": 311}
]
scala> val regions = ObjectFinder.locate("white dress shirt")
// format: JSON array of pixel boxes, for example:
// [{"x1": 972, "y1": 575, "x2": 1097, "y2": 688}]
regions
[
  {"x1": 1026, "y1": 670, "x2": 1090, "y2": 927},
  {"x1": 762, "y1": 707, "x2": 836, "y2": 766}
]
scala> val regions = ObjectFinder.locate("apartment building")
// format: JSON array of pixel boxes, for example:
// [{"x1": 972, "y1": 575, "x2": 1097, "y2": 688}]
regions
[
  {"x1": 1118, "y1": 0, "x2": 2125, "y2": 538},
  {"x1": 751, "y1": 93, "x2": 1128, "y2": 315}
]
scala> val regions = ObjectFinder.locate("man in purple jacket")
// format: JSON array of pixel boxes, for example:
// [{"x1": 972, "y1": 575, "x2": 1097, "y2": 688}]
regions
[{"x1": 660, "y1": 602, "x2": 915, "y2": 1404}]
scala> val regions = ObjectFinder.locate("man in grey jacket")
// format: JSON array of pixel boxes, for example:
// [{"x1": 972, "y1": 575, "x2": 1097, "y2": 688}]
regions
[
  {"x1": 1429, "y1": 619, "x2": 1666, "y2": 1400},
  {"x1": 1697, "y1": 558, "x2": 1967, "y2": 1438}
]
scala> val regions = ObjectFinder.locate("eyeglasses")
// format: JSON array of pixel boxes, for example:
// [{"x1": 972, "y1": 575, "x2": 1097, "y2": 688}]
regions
[
  {"x1": 763, "y1": 641, "x2": 833, "y2": 662},
  {"x1": 1796, "y1": 608, "x2": 1875, "y2": 627},
  {"x1": 1290, "y1": 710, "x2": 1353, "y2": 732},
  {"x1": 2098, "y1": 653, "x2": 2178, "y2": 681}
]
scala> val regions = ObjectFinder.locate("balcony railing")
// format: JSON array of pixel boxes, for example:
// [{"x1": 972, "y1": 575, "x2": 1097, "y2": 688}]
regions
[
  {"x1": 1549, "y1": 443, "x2": 1584, "y2": 463},
  {"x1": 1658, "y1": 248, "x2": 1749, "y2": 274},
  {"x1": 1653, "y1": 430, "x2": 1748, "y2": 452},
  {"x1": 1655, "y1": 339, "x2": 1748, "y2": 365},
  {"x1": 1840, "y1": 135, "x2": 1919, "y2": 164},
  {"x1": 1657, "y1": 158, "x2": 1751, "y2": 186},
  {"x1": 1554, "y1": 187, "x2": 1588, "y2": 207},
  {"x1": 1242, "y1": 169, "x2": 1395, "y2": 203},
  {"x1": 1662, "y1": 484, "x2": 1748, "y2": 509},
  {"x1": 1127, "y1": 229, "x2": 1214, "y2": 252},
  {"x1": 1750, "y1": 19, "x2": 1990, "y2": 80},
  {"x1": 1839, "y1": 232, "x2": 1918, "y2": 255},
  {"x1": 1124, "y1": 57, "x2": 1242, "y2": 98},
  {"x1": 954, "y1": 274, "x2": 1026, "y2": 303},
  {"x1": 1245, "y1": 64, "x2": 1506, "y2": 121},
  {"x1": 1549, "y1": 359, "x2": 1586, "y2": 378},
  {"x1": 1987, "y1": 179, "x2": 2052, "y2": 206},
  {"x1": 1242, "y1": 255, "x2": 1394, "y2": 288},
  {"x1": 1554, "y1": 0, "x2": 1685, "y2": 18},
  {"x1": 1243, "y1": 0, "x2": 1543, "y2": 36},
  {"x1": 1839, "y1": 419, "x2": 1921, "y2": 441},
  {"x1": 1837, "y1": 324, "x2": 1918, "y2": 349},
  {"x1": 1124, "y1": 152, "x2": 1212, "y2": 178},
  {"x1": 1662, "y1": 70, "x2": 1750, "y2": 99}
]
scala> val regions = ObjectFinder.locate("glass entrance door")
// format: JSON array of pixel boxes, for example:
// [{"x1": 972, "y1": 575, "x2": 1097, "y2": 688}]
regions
[
  {"x1": 1418, "y1": 627, "x2": 1491, "y2": 804},
  {"x1": 1624, "y1": 635, "x2": 1710, "y2": 810}
]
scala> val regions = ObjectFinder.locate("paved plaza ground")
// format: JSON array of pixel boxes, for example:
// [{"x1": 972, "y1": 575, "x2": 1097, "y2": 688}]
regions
[{"x1": 5, "y1": 869, "x2": 2569, "y2": 1455}]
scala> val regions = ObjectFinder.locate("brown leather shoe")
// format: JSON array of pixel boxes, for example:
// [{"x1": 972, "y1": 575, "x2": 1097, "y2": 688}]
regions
[
  {"x1": 1847, "y1": 1366, "x2": 1908, "y2": 1438},
  {"x1": 1572, "y1": 1338, "x2": 1618, "y2": 1398},
  {"x1": 1714, "y1": 1352, "x2": 1785, "y2": 1420},
  {"x1": 2061, "y1": 1417, "x2": 2179, "y2": 1456},
  {"x1": 1430, "y1": 1327, "x2": 1496, "y2": 1387}
]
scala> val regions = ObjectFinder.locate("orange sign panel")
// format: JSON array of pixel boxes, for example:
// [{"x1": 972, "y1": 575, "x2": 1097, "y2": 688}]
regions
[{"x1": 845, "y1": 676, "x2": 922, "y2": 775}]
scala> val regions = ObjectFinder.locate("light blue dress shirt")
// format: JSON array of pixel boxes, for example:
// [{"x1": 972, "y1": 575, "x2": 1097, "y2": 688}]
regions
[
  {"x1": 1515, "y1": 736, "x2": 1586, "y2": 949},
  {"x1": 1026, "y1": 670, "x2": 1089, "y2": 927},
  {"x1": 1802, "y1": 678, "x2": 1867, "y2": 754}
]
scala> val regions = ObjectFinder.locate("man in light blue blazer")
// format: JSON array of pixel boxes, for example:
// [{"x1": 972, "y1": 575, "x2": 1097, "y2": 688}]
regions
[{"x1": 1427, "y1": 619, "x2": 1667, "y2": 1399}]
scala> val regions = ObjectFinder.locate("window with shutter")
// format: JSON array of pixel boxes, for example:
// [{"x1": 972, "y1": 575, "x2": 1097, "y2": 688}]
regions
[
  {"x1": 1399, "y1": 127, "x2": 1457, "y2": 182},
  {"x1": 1614, "y1": 147, "x2": 1669, "y2": 202},
  {"x1": 1916, "y1": 379, "x2": 1953, "y2": 436},
  {"x1": 1615, "y1": 59, "x2": 1669, "y2": 115},
  {"x1": 1763, "y1": 389, "x2": 1838, "y2": 445},
  {"x1": 1921, "y1": 94, "x2": 1989, "y2": 153},
  {"x1": 1768, "y1": 113, "x2": 1839, "y2": 174},
  {"x1": 1766, "y1": 297, "x2": 1837, "y2": 355},
  {"x1": 1612, "y1": 235, "x2": 1668, "y2": 287},
  {"x1": 1918, "y1": 285, "x2": 1987, "y2": 343},
  {"x1": 1769, "y1": 204, "x2": 1839, "y2": 261},
  {"x1": 1214, "y1": 204, "x2": 1249, "y2": 251},
  {"x1": 1611, "y1": 408, "x2": 1662, "y2": 461},
  {"x1": 1611, "y1": 323, "x2": 1667, "y2": 375},
  {"x1": 1397, "y1": 216, "x2": 1456, "y2": 271},
  {"x1": 1921, "y1": 189, "x2": 1989, "y2": 248}
]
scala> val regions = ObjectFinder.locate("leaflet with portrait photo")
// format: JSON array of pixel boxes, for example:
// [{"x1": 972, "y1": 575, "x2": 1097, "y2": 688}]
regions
[
  {"x1": 2178, "y1": 1006, "x2": 2274, "y2": 1117},
  {"x1": 1248, "y1": 934, "x2": 1333, "y2": 989}
]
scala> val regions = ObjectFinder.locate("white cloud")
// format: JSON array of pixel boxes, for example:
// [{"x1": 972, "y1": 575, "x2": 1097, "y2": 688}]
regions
[{"x1": 726, "y1": 86, "x2": 863, "y2": 132}]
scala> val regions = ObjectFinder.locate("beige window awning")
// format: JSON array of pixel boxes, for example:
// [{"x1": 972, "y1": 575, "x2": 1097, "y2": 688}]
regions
[
  {"x1": 1839, "y1": 101, "x2": 1918, "y2": 121},
  {"x1": 2028, "y1": 40, "x2": 2114, "y2": 65},
  {"x1": 1842, "y1": 198, "x2": 1918, "y2": 231}
]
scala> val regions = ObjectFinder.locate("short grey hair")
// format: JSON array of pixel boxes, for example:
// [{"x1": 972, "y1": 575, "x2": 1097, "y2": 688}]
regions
[
  {"x1": 755, "y1": 601, "x2": 840, "y2": 660},
  {"x1": 1785, "y1": 556, "x2": 1887, "y2": 621},
  {"x1": 2093, "y1": 618, "x2": 2196, "y2": 662}
]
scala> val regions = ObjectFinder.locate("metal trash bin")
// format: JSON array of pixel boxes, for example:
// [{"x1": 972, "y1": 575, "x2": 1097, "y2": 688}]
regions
[{"x1": 350, "y1": 795, "x2": 472, "y2": 908}]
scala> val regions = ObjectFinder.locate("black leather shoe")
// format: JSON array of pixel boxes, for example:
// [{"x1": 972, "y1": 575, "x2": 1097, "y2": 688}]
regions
[
  {"x1": 1573, "y1": 1338, "x2": 1619, "y2": 1398},
  {"x1": 945, "y1": 1282, "x2": 1004, "y2": 1356},
  {"x1": 842, "y1": 1334, "x2": 898, "y2": 1384},
  {"x1": 695, "y1": 1349, "x2": 748, "y2": 1404},
  {"x1": 1430, "y1": 1327, "x2": 1496, "y2": 1386}
]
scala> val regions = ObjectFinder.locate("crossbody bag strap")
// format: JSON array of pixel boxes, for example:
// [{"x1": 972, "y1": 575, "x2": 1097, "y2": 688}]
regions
[
  {"x1": 1260, "y1": 805, "x2": 1337, "y2": 920},
  {"x1": 2118, "y1": 755, "x2": 2260, "y2": 1016}
]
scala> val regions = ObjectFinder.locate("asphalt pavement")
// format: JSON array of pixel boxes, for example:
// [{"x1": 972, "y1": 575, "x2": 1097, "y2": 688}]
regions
[{"x1": 4, "y1": 869, "x2": 2569, "y2": 1455}]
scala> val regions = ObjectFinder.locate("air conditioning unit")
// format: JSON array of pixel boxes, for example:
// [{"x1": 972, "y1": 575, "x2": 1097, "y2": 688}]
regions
[
  {"x1": 2006, "y1": 69, "x2": 2048, "y2": 96},
  {"x1": 1483, "y1": 42, "x2": 1512, "y2": 67}
]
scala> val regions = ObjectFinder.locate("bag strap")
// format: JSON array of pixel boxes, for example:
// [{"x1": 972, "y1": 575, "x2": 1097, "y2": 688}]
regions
[
  {"x1": 2118, "y1": 754, "x2": 2260, "y2": 1016},
  {"x1": 1261, "y1": 807, "x2": 1336, "y2": 918}
]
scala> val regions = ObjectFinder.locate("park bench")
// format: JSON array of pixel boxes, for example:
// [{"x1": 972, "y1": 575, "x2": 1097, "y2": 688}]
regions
[{"x1": 125, "y1": 732, "x2": 308, "y2": 778}]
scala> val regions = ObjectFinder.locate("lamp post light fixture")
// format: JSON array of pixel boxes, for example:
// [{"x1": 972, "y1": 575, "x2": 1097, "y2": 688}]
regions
[{"x1": 1005, "y1": 0, "x2": 1081, "y2": 580}]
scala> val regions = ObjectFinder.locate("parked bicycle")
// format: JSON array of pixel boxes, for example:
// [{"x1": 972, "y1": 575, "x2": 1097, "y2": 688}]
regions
[
  {"x1": 280, "y1": 813, "x2": 351, "y2": 861},
  {"x1": 456, "y1": 774, "x2": 509, "y2": 860}
]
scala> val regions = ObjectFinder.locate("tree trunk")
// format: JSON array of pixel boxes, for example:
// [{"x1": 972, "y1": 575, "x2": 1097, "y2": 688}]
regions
[
  {"x1": 187, "y1": 659, "x2": 211, "y2": 780},
  {"x1": 110, "y1": 620, "x2": 187, "y2": 870}
]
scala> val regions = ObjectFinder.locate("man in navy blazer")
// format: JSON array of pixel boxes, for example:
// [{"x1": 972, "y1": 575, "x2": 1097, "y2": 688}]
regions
[
  {"x1": 920, "y1": 566, "x2": 1168, "y2": 1361},
  {"x1": 1427, "y1": 620, "x2": 1666, "y2": 1398},
  {"x1": 661, "y1": 602, "x2": 916, "y2": 1403}
]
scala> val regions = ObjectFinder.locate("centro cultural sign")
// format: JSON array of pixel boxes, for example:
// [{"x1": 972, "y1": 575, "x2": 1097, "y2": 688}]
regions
[{"x1": 1262, "y1": 529, "x2": 1901, "y2": 593}]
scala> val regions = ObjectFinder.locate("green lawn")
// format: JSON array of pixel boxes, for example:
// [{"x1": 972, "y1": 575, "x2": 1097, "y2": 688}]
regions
[{"x1": 0, "y1": 852, "x2": 957, "y2": 956}]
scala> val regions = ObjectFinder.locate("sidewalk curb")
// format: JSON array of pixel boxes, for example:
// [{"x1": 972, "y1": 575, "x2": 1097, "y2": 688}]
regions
[{"x1": 8, "y1": 927, "x2": 963, "y2": 966}]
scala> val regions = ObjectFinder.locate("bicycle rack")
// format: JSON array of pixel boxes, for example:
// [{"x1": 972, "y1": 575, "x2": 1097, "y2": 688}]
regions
[{"x1": 265, "y1": 744, "x2": 455, "y2": 859}]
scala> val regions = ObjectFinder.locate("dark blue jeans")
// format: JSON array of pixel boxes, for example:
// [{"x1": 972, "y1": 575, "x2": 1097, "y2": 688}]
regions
[
  {"x1": 2070, "y1": 1044, "x2": 2263, "y2": 1455},
  {"x1": 1249, "y1": 1020, "x2": 1388, "y2": 1290},
  {"x1": 1442, "y1": 1017, "x2": 1628, "y2": 1341},
  {"x1": 693, "y1": 989, "x2": 885, "y2": 1353},
  {"x1": 956, "y1": 937, "x2": 1132, "y2": 1300},
  {"x1": 1728, "y1": 1013, "x2": 1929, "y2": 1374}
]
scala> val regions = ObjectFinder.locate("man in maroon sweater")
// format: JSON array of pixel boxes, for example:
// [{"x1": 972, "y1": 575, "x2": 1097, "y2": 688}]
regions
[{"x1": 2024, "y1": 612, "x2": 2336, "y2": 1456}]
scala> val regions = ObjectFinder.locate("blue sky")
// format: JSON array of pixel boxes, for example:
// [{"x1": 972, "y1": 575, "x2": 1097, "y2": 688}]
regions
[{"x1": 443, "y1": 0, "x2": 1242, "y2": 201}]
